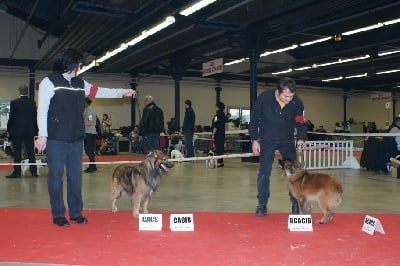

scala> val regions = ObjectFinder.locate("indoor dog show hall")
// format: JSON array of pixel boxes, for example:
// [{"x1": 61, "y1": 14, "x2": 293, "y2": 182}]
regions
[{"x1": 0, "y1": 0, "x2": 400, "y2": 265}]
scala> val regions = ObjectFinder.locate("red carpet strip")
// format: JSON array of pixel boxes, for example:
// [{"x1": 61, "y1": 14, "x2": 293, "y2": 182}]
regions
[{"x1": 0, "y1": 208, "x2": 398, "y2": 265}]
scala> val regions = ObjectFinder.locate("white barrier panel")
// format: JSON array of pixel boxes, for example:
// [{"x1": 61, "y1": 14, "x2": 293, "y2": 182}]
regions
[{"x1": 298, "y1": 140, "x2": 360, "y2": 170}]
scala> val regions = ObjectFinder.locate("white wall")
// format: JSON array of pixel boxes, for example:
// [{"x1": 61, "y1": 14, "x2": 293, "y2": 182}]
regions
[{"x1": 0, "y1": 68, "x2": 398, "y2": 132}]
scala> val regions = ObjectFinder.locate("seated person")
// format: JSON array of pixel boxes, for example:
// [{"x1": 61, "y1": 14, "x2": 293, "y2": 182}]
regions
[
  {"x1": 167, "y1": 117, "x2": 177, "y2": 134},
  {"x1": 129, "y1": 125, "x2": 144, "y2": 154},
  {"x1": 376, "y1": 117, "x2": 400, "y2": 173}
]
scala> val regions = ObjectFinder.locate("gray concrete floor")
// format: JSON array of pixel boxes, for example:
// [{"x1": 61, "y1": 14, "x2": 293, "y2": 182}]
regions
[{"x1": 1, "y1": 156, "x2": 400, "y2": 215}]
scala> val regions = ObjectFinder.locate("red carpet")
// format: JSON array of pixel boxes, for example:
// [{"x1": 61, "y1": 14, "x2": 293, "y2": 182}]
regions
[{"x1": 0, "y1": 208, "x2": 398, "y2": 265}]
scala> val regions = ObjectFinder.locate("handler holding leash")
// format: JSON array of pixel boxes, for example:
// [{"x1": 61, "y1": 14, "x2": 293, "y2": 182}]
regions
[
  {"x1": 249, "y1": 77, "x2": 307, "y2": 217},
  {"x1": 35, "y1": 48, "x2": 136, "y2": 227}
]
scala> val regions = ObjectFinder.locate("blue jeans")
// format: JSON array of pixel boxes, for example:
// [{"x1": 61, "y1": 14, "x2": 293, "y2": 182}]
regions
[
  {"x1": 46, "y1": 139, "x2": 84, "y2": 219},
  {"x1": 184, "y1": 131, "x2": 194, "y2": 158},
  {"x1": 143, "y1": 133, "x2": 160, "y2": 154},
  {"x1": 257, "y1": 139, "x2": 298, "y2": 207}
]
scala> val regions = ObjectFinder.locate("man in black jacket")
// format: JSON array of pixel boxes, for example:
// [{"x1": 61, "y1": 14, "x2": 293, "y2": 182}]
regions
[
  {"x1": 182, "y1": 99, "x2": 195, "y2": 158},
  {"x1": 6, "y1": 85, "x2": 38, "y2": 178},
  {"x1": 249, "y1": 77, "x2": 307, "y2": 217},
  {"x1": 139, "y1": 95, "x2": 164, "y2": 153}
]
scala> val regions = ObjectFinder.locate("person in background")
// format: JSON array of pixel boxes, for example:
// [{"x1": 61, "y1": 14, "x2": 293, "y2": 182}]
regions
[
  {"x1": 129, "y1": 125, "x2": 144, "y2": 154},
  {"x1": 6, "y1": 85, "x2": 38, "y2": 178},
  {"x1": 182, "y1": 99, "x2": 196, "y2": 158},
  {"x1": 139, "y1": 95, "x2": 164, "y2": 153},
  {"x1": 211, "y1": 101, "x2": 226, "y2": 168},
  {"x1": 101, "y1": 113, "x2": 112, "y2": 138},
  {"x1": 249, "y1": 77, "x2": 307, "y2": 217},
  {"x1": 35, "y1": 48, "x2": 136, "y2": 227},
  {"x1": 167, "y1": 117, "x2": 177, "y2": 134},
  {"x1": 83, "y1": 97, "x2": 97, "y2": 173}
]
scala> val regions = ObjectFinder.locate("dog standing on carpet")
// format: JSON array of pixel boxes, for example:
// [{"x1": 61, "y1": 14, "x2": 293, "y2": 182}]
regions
[
  {"x1": 111, "y1": 150, "x2": 174, "y2": 218},
  {"x1": 170, "y1": 149, "x2": 185, "y2": 160},
  {"x1": 206, "y1": 150, "x2": 217, "y2": 168},
  {"x1": 21, "y1": 158, "x2": 46, "y2": 176},
  {"x1": 279, "y1": 159, "x2": 343, "y2": 224}
]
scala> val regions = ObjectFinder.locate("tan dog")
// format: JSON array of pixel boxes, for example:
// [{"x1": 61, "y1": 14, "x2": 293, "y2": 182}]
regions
[
  {"x1": 279, "y1": 159, "x2": 343, "y2": 224},
  {"x1": 111, "y1": 150, "x2": 174, "y2": 218}
]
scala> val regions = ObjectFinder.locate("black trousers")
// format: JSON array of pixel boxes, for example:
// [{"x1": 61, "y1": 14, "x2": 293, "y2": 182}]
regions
[
  {"x1": 214, "y1": 134, "x2": 225, "y2": 164},
  {"x1": 11, "y1": 136, "x2": 36, "y2": 174},
  {"x1": 84, "y1": 133, "x2": 97, "y2": 169}
]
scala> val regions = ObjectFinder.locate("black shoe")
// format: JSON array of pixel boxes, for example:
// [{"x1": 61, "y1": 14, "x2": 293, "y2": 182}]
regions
[
  {"x1": 84, "y1": 167, "x2": 97, "y2": 173},
  {"x1": 6, "y1": 172, "x2": 21, "y2": 178},
  {"x1": 53, "y1": 217, "x2": 70, "y2": 227},
  {"x1": 255, "y1": 204, "x2": 267, "y2": 217},
  {"x1": 71, "y1": 216, "x2": 88, "y2": 224},
  {"x1": 217, "y1": 163, "x2": 224, "y2": 168}
]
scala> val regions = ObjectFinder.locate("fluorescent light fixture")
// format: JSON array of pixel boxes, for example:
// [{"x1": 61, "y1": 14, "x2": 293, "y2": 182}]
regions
[
  {"x1": 316, "y1": 60, "x2": 340, "y2": 67},
  {"x1": 145, "y1": 16, "x2": 175, "y2": 36},
  {"x1": 78, "y1": 60, "x2": 96, "y2": 75},
  {"x1": 378, "y1": 49, "x2": 400, "y2": 56},
  {"x1": 342, "y1": 23, "x2": 383, "y2": 36},
  {"x1": 383, "y1": 17, "x2": 400, "y2": 25},
  {"x1": 300, "y1": 36, "x2": 332, "y2": 47},
  {"x1": 260, "y1": 44, "x2": 298, "y2": 57},
  {"x1": 179, "y1": 0, "x2": 217, "y2": 16},
  {"x1": 322, "y1": 76, "x2": 343, "y2": 82},
  {"x1": 126, "y1": 33, "x2": 148, "y2": 46},
  {"x1": 340, "y1": 54, "x2": 370, "y2": 63},
  {"x1": 224, "y1": 58, "x2": 248, "y2": 66},
  {"x1": 294, "y1": 66, "x2": 312, "y2": 71},
  {"x1": 272, "y1": 68, "x2": 293, "y2": 75},
  {"x1": 376, "y1": 69, "x2": 400, "y2": 75},
  {"x1": 345, "y1": 73, "x2": 368, "y2": 79}
]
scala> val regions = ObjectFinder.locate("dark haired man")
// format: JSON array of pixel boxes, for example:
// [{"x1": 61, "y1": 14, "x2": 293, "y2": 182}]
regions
[
  {"x1": 35, "y1": 48, "x2": 136, "y2": 227},
  {"x1": 6, "y1": 85, "x2": 38, "y2": 178},
  {"x1": 182, "y1": 99, "x2": 196, "y2": 159},
  {"x1": 139, "y1": 95, "x2": 164, "y2": 153},
  {"x1": 249, "y1": 77, "x2": 307, "y2": 217}
]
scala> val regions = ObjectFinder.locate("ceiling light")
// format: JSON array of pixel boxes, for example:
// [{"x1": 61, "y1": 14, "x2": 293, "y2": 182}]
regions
[
  {"x1": 322, "y1": 76, "x2": 343, "y2": 82},
  {"x1": 179, "y1": 0, "x2": 217, "y2": 16},
  {"x1": 300, "y1": 36, "x2": 332, "y2": 47},
  {"x1": 260, "y1": 44, "x2": 298, "y2": 57},
  {"x1": 272, "y1": 68, "x2": 293, "y2": 75},
  {"x1": 224, "y1": 58, "x2": 248, "y2": 66},
  {"x1": 378, "y1": 49, "x2": 400, "y2": 56},
  {"x1": 383, "y1": 18, "x2": 400, "y2": 25},
  {"x1": 345, "y1": 73, "x2": 367, "y2": 79},
  {"x1": 294, "y1": 66, "x2": 312, "y2": 71},
  {"x1": 342, "y1": 23, "x2": 383, "y2": 36},
  {"x1": 145, "y1": 16, "x2": 175, "y2": 36},
  {"x1": 376, "y1": 69, "x2": 400, "y2": 75}
]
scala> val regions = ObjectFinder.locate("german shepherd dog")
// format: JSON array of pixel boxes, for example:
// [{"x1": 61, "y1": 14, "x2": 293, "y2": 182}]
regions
[
  {"x1": 279, "y1": 159, "x2": 343, "y2": 224},
  {"x1": 111, "y1": 150, "x2": 174, "y2": 218}
]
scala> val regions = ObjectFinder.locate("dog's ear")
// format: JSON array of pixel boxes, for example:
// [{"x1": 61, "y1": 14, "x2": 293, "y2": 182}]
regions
[{"x1": 294, "y1": 160, "x2": 303, "y2": 169}]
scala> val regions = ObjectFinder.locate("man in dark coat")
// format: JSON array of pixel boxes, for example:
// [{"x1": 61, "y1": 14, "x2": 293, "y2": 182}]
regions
[{"x1": 6, "y1": 85, "x2": 38, "y2": 178}]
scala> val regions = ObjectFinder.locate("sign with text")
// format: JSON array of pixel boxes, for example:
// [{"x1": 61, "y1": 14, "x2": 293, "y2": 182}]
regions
[
  {"x1": 202, "y1": 58, "x2": 223, "y2": 77},
  {"x1": 362, "y1": 215, "x2": 385, "y2": 235},
  {"x1": 288, "y1": 215, "x2": 313, "y2": 231},
  {"x1": 170, "y1": 213, "x2": 194, "y2": 231},
  {"x1": 139, "y1": 214, "x2": 162, "y2": 231}
]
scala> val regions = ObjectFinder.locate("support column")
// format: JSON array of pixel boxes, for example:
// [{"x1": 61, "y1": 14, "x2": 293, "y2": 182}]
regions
[
  {"x1": 392, "y1": 97, "x2": 397, "y2": 120},
  {"x1": 130, "y1": 81, "x2": 137, "y2": 126},
  {"x1": 343, "y1": 94, "x2": 348, "y2": 123},
  {"x1": 172, "y1": 72, "x2": 182, "y2": 131},
  {"x1": 215, "y1": 83, "x2": 222, "y2": 103},
  {"x1": 29, "y1": 66, "x2": 35, "y2": 99},
  {"x1": 249, "y1": 46, "x2": 258, "y2": 109}
]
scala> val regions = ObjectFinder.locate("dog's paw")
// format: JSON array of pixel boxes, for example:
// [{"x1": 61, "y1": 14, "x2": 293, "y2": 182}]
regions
[
  {"x1": 133, "y1": 213, "x2": 140, "y2": 218},
  {"x1": 111, "y1": 207, "x2": 118, "y2": 212}
]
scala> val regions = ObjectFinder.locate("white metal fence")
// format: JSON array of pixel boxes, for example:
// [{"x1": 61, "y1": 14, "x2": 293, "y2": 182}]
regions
[{"x1": 298, "y1": 140, "x2": 360, "y2": 169}]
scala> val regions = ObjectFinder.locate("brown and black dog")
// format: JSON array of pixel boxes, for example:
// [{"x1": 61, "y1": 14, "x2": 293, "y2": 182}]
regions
[
  {"x1": 111, "y1": 150, "x2": 174, "y2": 218},
  {"x1": 279, "y1": 159, "x2": 343, "y2": 224}
]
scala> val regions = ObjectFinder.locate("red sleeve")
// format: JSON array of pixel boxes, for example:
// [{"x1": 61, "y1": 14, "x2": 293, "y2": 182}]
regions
[
  {"x1": 87, "y1": 85, "x2": 98, "y2": 100},
  {"x1": 295, "y1": 115, "x2": 305, "y2": 123}
]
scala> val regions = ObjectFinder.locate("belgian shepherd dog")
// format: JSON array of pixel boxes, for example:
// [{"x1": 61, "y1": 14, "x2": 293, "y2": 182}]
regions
[
  {"x1": 111, "y1": 150, "x2": 174, "y2": 218},
  {"x1": 279, "y1": 159, "x2": 343, "y2": 224}
]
